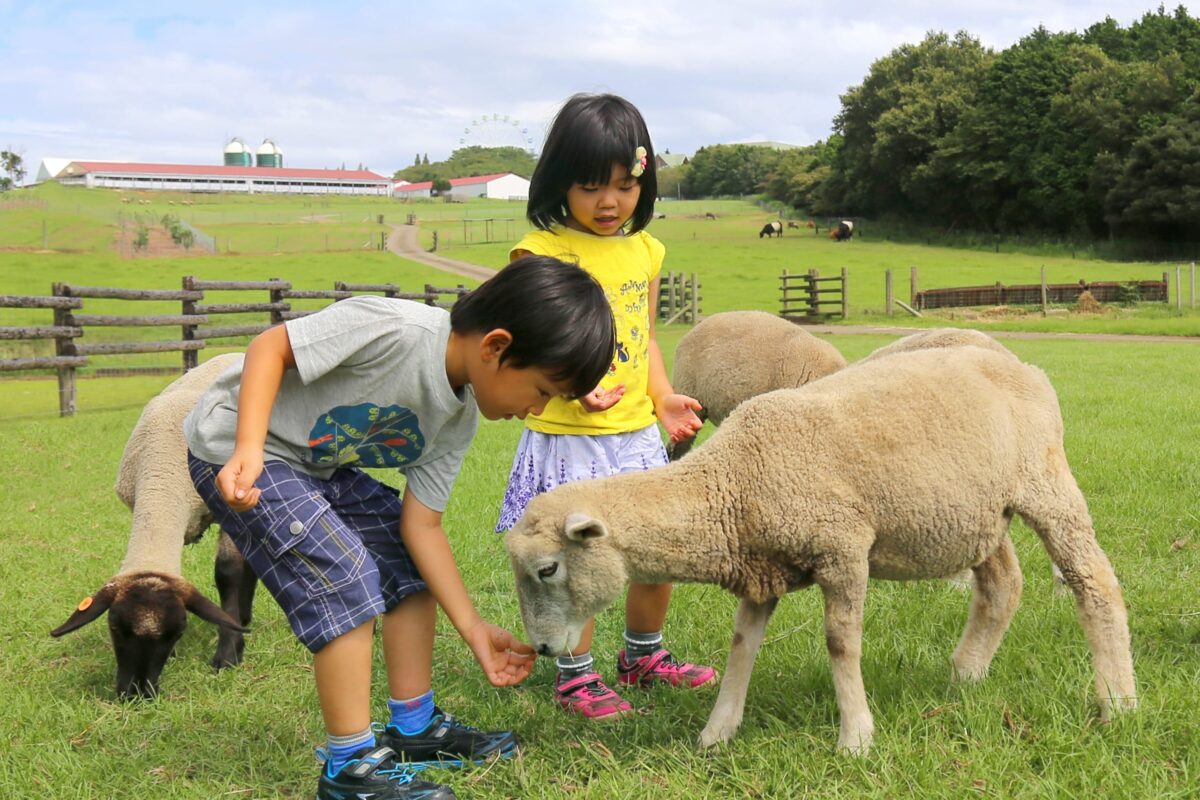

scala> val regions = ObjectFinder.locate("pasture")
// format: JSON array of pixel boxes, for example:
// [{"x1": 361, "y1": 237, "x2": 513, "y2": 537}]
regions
[
  {"x1": 2, "y1": 334, "x2": 1198, "y2": 799},
  {"x1": 1, "y1": 186, "x2": 1198, "y2": 798}
]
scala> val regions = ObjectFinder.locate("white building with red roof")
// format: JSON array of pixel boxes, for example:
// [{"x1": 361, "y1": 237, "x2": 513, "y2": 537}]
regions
[
  {"x1": 393, "y1": 172, "x2": 529, "y2": 201},
  {"x1": 47, "y1": 160, "x2": 392, "y2": 196}
]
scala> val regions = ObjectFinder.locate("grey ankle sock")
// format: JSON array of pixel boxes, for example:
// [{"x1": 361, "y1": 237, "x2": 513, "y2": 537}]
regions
[
  {"x1": 555, "y1": 653, "x2": 594, "y2": 681},
  {"x1": 624, "y1": 629, "x2": 664, "y2": 660}
]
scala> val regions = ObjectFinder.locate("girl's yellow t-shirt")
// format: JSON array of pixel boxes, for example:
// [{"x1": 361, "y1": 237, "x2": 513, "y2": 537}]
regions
[{"x1": 510, "y1": 226, "x2": 664, "y2": 435}]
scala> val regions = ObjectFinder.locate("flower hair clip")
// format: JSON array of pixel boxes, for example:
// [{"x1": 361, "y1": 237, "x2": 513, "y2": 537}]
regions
[{"x1": 630, "y1": 146, "x2": 647, "y2": 177}]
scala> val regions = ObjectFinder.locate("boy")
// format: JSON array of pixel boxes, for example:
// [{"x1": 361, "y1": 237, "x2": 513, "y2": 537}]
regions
[{"x1": 184, "y1": 255, "x2": 617, "y2": 800}]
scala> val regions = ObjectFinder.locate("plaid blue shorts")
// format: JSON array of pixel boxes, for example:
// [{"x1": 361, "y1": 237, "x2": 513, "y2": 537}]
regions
[{"x1": 188, "y1": 452, "x2": 426, "y2": 653}]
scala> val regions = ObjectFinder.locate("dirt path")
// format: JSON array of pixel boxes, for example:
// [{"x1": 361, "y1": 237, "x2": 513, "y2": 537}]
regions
[
  {"x1": 384, "y1": 225, "x2": 1198, "y2": 344},
  {"x1": 386, "y1": 224, "x2": 498, "y2": 281}
]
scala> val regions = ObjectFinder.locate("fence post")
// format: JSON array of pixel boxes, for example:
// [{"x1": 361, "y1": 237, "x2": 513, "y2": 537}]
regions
[
  {"x1": 910, "y1": 266, "x2": 918, "y2": 306},
  {"x1": 270, "y1": 278, "x2": 285, "y2": 322},
  {"x1": 1191, "y1": 261, "x2": 1196, "y2": 309},
  {"x1": 1040, "y1": 266, "x2": 1048, "y2": 315},
  {"x1": 424, "y1": 284, "x2": 437, "y2": 306},
  {"x1": 1176, "y1": 265, "x2": 1183, "y2": 310},
  {"x1": 431, "y1": 231, "x2": 438, "y2": 252},
  {"x1": 841, "y1": 267, "x2": 849, "y2": 319},
  {"x1": 807, "y1": 269, "x2": 818, "y2": 321},
  {"x1": 781, "y1": 269, "x2": 788, "y2": 317},
  {"x1": 52, "y1": 282, "x2": 77, "y2": 417},
  {"x1": 885, "y1": 269, "x2": 893, "y2": 316},
  {"x1": 690, "y1": 273, "x2": 699, "y2": 323},
  {"x1": 182, "y1": 276, "x2": 199, "y2": 371}
]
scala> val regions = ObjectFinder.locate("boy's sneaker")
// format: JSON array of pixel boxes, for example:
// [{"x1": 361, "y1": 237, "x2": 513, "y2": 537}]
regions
[
  {"x1": 377, "y1": 707, "x2": 518, "y2": 767},
  {"x1": 317, "y1": 745, "x2": 455, "y2": 800},
  {"x1": 555, "y1": 671, "x2": 632, "y2": 720},
  {"x1": 617, "y1": 648, "x2": 718, "y2": 689}
]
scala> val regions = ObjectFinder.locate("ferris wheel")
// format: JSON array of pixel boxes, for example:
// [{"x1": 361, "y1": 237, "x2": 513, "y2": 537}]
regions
[{"x1": 458, "y1": 113, "x2": 537, "y2": 155}]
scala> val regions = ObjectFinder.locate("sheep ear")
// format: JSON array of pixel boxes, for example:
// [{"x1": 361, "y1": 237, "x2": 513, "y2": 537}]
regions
[
  {"x1": 184, "y1": 586, "x2": 250, "y2": 632},
  {"x1": 564, "y1": 513, "x2": 608, "y2": 542},
  {"x1": 50, "y1": 582, "x2": 118, "y2": 637}
]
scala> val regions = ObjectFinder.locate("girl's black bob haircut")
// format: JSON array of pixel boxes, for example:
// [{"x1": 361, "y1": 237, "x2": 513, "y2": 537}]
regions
[
  {"x1": 449, "y1": 254, "x2": 616, "y2": 400},
  {"x1": 527, "y1": 93, "x2": 658, "y2": 235}
]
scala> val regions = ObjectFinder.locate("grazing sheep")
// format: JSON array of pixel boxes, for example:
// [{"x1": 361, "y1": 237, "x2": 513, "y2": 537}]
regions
[
  {"x1": 705, "y1": 212, "x2": 717, "y2": 220},
  {"x1": 860, "y1": 327, "x2": 1015, "y2": 364},
  {"x1": 669, "y1": 310, "x2": 847, "y2": 459},
  {"x1": 831, "y1": 220, "x2": 854, "y2": 241},
  {"x1": 51, "y1": 354, "x2": 256, "y2": 698},
  {"x1": 787, "y1": 221, "x2": 799, "y2": 229},
  {"x1": 506, "y1": 346, "x2": 1136, "y2": 754},
  {"x1": 759, "y1": 221, "x2": 783, "y2": 238}
]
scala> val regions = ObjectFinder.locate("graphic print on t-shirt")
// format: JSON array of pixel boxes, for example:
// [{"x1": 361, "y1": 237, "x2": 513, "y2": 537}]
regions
[{"x1": 307, "y1": 403, "x2": 425, "y2": 467}]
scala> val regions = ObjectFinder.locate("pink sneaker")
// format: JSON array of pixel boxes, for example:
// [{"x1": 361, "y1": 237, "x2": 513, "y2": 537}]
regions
[
  {"x1": 617, "y1": 648, "x2": 718, "y2": 689},
  {"x1": 555, "y1": 672, "x2": 633, "y2": 720}
]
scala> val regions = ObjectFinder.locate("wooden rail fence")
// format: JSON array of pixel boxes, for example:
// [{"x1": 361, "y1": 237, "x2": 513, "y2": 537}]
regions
[
  {"x1": 1, "y1": 278, "x2": 470, "y2": 416},
  {"x1": 780, "y1": 268, "x2": 848, "y2": 323},
  {"x1": 657, "y1": 271, "x2": 701, "y2": 324},
  {"x1": 914, "y1": 273, "x2": 1170, "y2": 310}
]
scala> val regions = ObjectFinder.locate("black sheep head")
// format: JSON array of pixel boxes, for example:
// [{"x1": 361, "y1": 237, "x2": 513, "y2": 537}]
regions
[{"x1": 50, "y1": 572, "x2": 247, "y2": 699}]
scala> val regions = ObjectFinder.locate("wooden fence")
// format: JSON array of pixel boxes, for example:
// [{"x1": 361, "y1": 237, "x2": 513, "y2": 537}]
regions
[
  {"x1": 780, "y1": 268, "x2": 848, "y2": 323},
  {"x1": 657, "y1": 271, "x2": 701, "y2": 324},
  {"x1": 915, "y1": 274, "x2": 1170, "y2": 310},
  {"x1": 1, "y1": 278, "x2": 470, "y2": 417}
]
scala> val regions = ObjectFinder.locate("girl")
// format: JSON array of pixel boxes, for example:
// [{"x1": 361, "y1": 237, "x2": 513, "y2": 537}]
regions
[{"x1": 496, "y1": 93, "x2": 716, "y2": 719}]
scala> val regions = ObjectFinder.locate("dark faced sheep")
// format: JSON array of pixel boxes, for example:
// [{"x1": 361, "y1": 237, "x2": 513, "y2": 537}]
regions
[
  {"x1": 759, "y1": 221, "x2": 783, "y2": 238},
  {"x1": 50, "y1": 354, "x2": 257, "y2": 698}
]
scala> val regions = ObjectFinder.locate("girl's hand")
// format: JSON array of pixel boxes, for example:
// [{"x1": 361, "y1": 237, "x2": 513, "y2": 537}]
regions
[
  {"x1": 578, "y1": 383, "x2": 625, "y2": 412},
  {"x1": 216, "y1": 449, "x2": 265, "y2": 512},
  {"x1": 464, "y1": 621, "x2": 537, "y2": 687},
  {"x1": 654, "y1": 393, "x2": 704, "y2": 444}
]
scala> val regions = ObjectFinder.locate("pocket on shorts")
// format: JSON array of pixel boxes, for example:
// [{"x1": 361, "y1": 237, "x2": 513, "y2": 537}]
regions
[{"x1": 263, "y1": 492, "x2": 367, "y2": 598}]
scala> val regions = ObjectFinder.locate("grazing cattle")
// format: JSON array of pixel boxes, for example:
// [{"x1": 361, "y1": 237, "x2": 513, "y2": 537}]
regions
[
  {"x1": 705, "y1": 212, "x2": 717, "y2": 220},
  {"x1": 759, "y1": 221, "x2": 783, "y2": 238},
  {"x1": 787, "y1": 221, "x2": 799, "y2": 229},
  {"x1": 831, "y1": 220, "x2": 854, "y2": 242}
]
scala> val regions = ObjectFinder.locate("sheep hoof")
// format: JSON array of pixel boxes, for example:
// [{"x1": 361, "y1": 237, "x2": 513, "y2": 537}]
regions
[
  {"x1": 836, "y1": 729, "x2": 873, "y2": 756},
  {"x1": 1100, "y1": 694, "x2": 1138, "y2": 722},
  {"x1": 951, "y1": 661, "x2": 990, "y2": 683},
  {"x1": 698, "y1": 720, "x2": 740, "y2": 748}
]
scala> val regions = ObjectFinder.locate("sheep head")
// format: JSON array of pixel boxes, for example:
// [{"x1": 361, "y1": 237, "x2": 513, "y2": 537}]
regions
[
  {"x1": 505, "y1": 502, "x2": 628, "y2": 657},
  {"x1": 50, "y1": 572, "x2": 247, "y2": 699}
]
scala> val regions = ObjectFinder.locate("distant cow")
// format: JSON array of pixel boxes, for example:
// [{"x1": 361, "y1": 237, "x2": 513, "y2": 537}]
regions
[
  {"x1": 787, "y1": 221, "x2": 799, "y2": 229},
  {"x1": 831, "y1": 220, "x2": 854, "y2": 242},
  {"x1": 759, "y1": 221, "x2": 783, "y2": 238},
  {"x1": 705, "y1": 212, "x2": 717, "y2": 220}
]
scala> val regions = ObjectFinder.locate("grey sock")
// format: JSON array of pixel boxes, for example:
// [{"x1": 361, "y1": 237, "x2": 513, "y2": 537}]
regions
[
  {"x1": 555, "y1": 652, "x2": 594, "y2": 682},
  {"x1": 624, "y1": 629, "x2": 664, "y2": 660}
]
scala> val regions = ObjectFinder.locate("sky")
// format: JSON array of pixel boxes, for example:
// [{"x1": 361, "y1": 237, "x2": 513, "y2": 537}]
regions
[{"x1": 0, "y1": 0, "x2": 1174, "y2": 180}]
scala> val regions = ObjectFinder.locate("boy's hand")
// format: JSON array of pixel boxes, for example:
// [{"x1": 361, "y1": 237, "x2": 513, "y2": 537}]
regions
[
  {"x1": 465, "y1": 621, "x2": 537, "y2": 687},
  {"x1": 216, "y1": 449, "x2": 265, "y2": 512},
  {"x1": 654, "y1": 393, "x2": 704, "y2": 445},
  {"x1": 578, "y1": 383, "x2": 625, "y2": 412}
]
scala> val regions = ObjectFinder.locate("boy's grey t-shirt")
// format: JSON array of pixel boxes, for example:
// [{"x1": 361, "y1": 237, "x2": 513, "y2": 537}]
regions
[{"x1": 184, "y1": 297, "x2": 478, "y2": 512}]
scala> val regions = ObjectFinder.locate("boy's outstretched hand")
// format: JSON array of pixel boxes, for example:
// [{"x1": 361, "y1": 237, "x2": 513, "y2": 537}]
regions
[
  {"x1": 216, "y1": 449, "x2": 265, "y2": 512},
  {"x1": 655, "y1": 393, "x2": 704, "y2": 444},
  {"x1": 465, "y1": 621, "x2": 537, "y2": 687}
]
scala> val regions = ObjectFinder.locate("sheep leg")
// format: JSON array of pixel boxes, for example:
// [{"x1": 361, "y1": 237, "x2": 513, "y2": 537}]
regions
[
  {"x1": 819, "y1": 563, "x2": 873, "y2": 755},
  {"x1": 211, "y1": 529, "x2": 256, "y2": 670},
  {"x1": 952, "y1": 534, "x2": 1022, "y2": 682},
  {"x1": 699, "y1": 597, "x2": 777, "y2": 748},
  {"x1": 1018, "y1": 472, "x2": 1136, "y2": 720}
]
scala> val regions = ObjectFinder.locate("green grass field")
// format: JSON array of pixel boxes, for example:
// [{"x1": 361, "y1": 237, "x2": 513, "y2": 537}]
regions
[{"x1": 1, "y1": 185, "x2": 1198, "y2": 798}]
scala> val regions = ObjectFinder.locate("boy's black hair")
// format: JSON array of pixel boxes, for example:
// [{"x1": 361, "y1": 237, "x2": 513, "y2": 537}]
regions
[
  {"x1": 450, "y1": 254, "x2": 616, "y2": 399},
  {"x1": 527, "y1": 93, "x2": 658, "y2": 235}
]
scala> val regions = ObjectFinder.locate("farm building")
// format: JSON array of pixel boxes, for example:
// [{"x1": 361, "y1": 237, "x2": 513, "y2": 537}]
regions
[
  {"x1": 44, "y1": 160, "x2": 392, "y2": 196},
  {"x1": 393, "y1": 172, "x2": 529, "y2": 201},
  {"x1": 656, "y1": 152, "x2": 690, "y2": 169}
]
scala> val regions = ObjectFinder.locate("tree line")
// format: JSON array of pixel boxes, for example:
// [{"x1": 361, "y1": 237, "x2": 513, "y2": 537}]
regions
[{"x1": 666, "y1": 6, "x2": 1200, "y2": 247}]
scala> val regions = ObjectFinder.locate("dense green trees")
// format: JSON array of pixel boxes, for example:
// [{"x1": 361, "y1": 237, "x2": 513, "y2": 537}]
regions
[
  {"x1": 759, "y1": 6, "x2": 1200, "y2": 246},
  {"x1": 393, "y1": 145, "x2": 534, "y2": 184}
]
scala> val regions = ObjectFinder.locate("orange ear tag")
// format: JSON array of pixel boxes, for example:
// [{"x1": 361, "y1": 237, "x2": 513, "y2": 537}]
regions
[{"x1": 77, "y1": 597, "x2": 93, "y2": 612}]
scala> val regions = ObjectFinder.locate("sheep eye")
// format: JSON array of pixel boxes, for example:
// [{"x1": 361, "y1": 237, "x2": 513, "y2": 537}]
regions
[{"x1": 537, "y1": 563, "x2": 558, "y2": 579}]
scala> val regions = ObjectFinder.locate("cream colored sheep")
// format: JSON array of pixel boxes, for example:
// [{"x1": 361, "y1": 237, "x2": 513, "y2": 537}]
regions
[
  {"x1": 669, "y1": 310, "x2": 847, "y2": 459},
  {"x1": 506, "y1": 346, "x2": 1136, "y2": 754},
  {"x1": 51, "y1": 354, "x2": 255, "y2": 698},
  {"x1": 860, "y1": 327, "x2": 1017, "y2": 364}
]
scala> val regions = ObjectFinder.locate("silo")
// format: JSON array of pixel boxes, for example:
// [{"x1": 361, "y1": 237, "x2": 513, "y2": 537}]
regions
[
  {"x1": 256, "y1": 138, "x2": 283, "y2": 168},
  {"x1": 223, "y1": 137, "x2": 252, "y2": 167}
]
